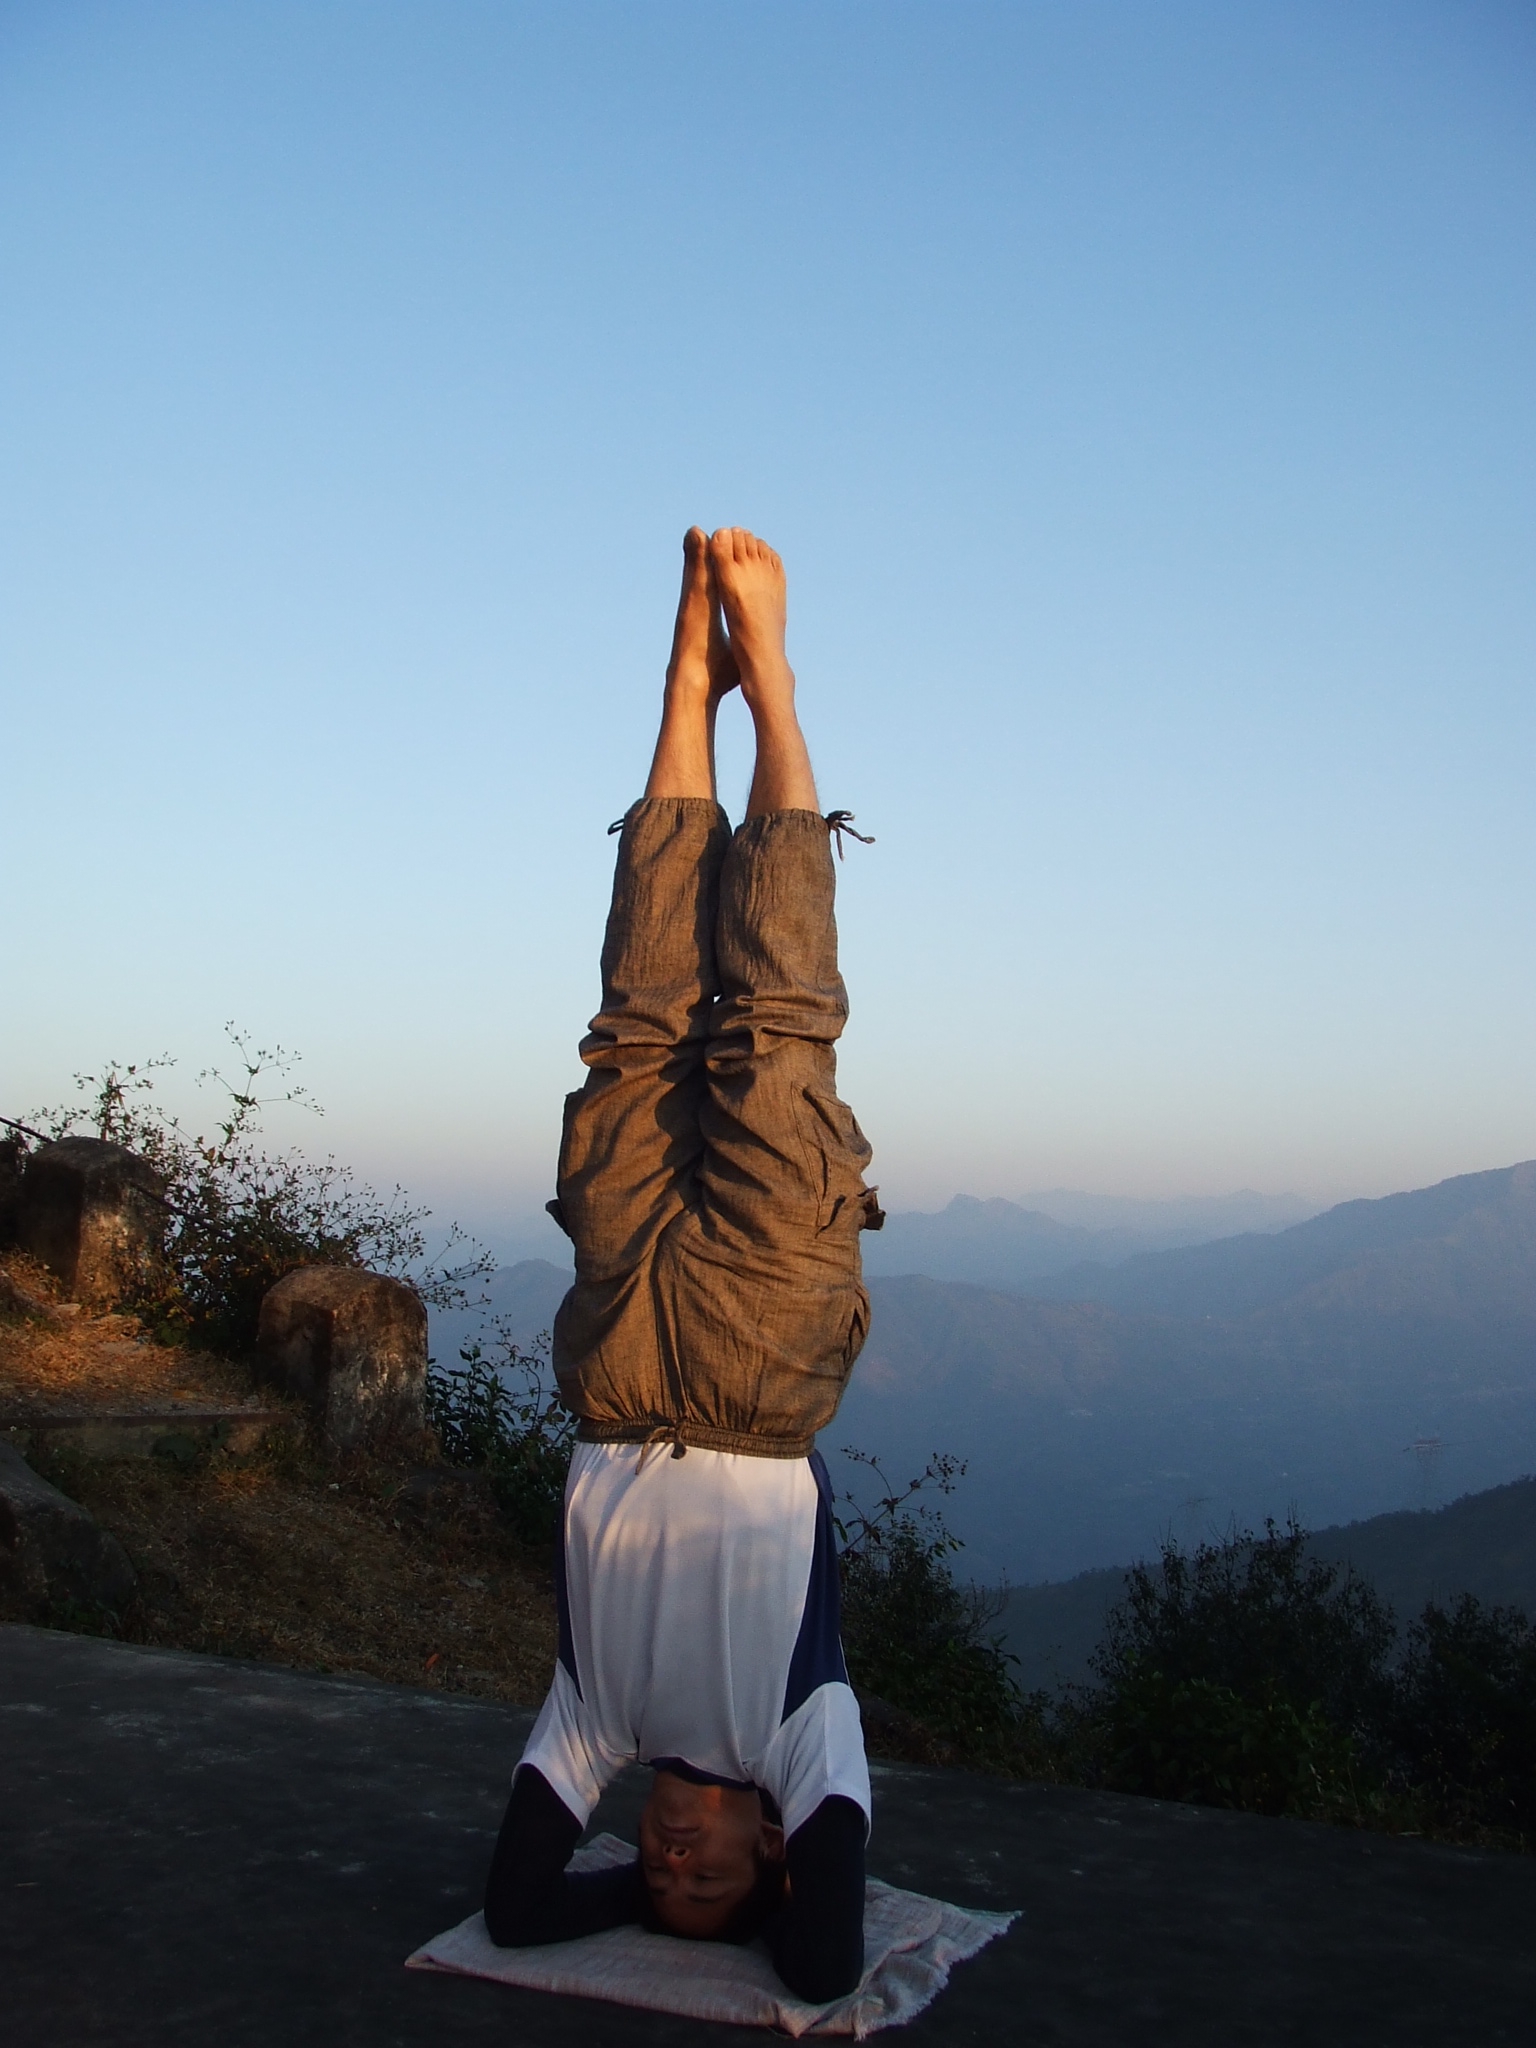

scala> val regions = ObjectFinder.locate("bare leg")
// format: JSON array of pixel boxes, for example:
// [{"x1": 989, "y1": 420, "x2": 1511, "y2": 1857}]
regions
[
  {"x1": 709, "y1": 527, "x2": 818, "y2": 817},
  {"x1": 645, "y1": 528, "x2": 740, "y2": 802}
]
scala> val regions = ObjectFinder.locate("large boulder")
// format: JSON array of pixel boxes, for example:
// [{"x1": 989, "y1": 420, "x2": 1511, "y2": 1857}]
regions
[
  {"x1": 256, "y1": 1266, "x2": 428, "y2": 1453},
  {"x1": 18, "y1": 1138, "x2": 168, "y2": 1307},
  {"x1": 0, "y1": 1440, "x2": 137, "y2": 1619},
  {"x1": 0, "y1": 1133, "x2": 27, "y2": 1247}
]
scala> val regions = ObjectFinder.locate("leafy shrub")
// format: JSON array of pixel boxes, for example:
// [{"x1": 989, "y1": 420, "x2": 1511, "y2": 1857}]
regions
[
  {"x1": 1095, "y1": 1517, "x2": 1395, "y2": 1731},
  {"x1": 835, "y1": 1449, "x2": 1024, "y2": 1745},
  {"x1": 1057, "y1": 1519, "x2": 1536, "y2": 1844},
  {"x1": 1390, "y1": 1594, "x2": 1536, "y2": 1839},
  {"x1": 424, "y1": 1326, "x2": 575, "y2": 1546},
  {"x1": 1086, "y1": 1668, "x2": 1358, "y2": 1816},
  {"x1": 1069, "y1": 1519, "x2": 1394, "y2": 1816},
  {"x1": 19, "y1": 1029, "x2": 490, "y2": 1354}
]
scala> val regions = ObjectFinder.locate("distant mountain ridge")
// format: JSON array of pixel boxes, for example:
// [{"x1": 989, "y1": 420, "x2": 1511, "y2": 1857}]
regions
[
  {"x1": 1012, "y1": 1187, "x2": 1319, "y2": 1237},
  {"x1": 1027, "y1": 1162, "x2": 1536, "y2": 1318},
  {"x1": 427, "y1": 1258, "x2": 572, "y2": 1368},
  {"x1": 836, "y1": 1160, "x2": 1536, "y2": 1579},
  {"x1": 995, "y1": 1474, "x2": 1536, "y2": 1692},
  {"x1": 860, "y1": 1187, "x2": 1317, "y2": 1292},
  {"x1": 429, "y1": 1163, "x2": 1536, "y2": 1584}
]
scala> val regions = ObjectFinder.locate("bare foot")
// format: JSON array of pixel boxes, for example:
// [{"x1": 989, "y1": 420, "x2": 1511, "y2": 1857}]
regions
[
  {"x1": 665, "y1": 527, "x2": 713, "y2": 695},
  {"x1": 708, "y1": 527, "x2": 793, "y2": 714},
  {"x1": 644, "y1": 528, "x2": 739, "y2": 802}
]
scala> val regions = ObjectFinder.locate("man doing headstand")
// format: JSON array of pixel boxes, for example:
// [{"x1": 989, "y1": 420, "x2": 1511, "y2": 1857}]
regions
[{"x1": 483, "y1": 526, "x2": 882, "y2": 2001}]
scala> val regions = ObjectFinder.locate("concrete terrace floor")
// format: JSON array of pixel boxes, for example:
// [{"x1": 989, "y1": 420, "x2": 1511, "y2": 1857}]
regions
[{"x1": 2, "y1": 1626, "x2": 1532, "y2": 2047}]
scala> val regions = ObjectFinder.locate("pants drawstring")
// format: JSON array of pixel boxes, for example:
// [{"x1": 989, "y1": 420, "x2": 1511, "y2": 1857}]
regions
[
  {"x1": 636, "y1": 1423, "x2": 689, "y2": 1471},
  {"x1": 612, "y1": 808, "x2": 873, "y2": 857},
  {"x1": 824, "y1": 810, "x2": 875, "y2": 859}
]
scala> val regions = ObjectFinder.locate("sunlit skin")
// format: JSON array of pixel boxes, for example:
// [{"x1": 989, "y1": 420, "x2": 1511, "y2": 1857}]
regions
[
  {"x1": 644, "y1": 525, "x2": 819, "y2": 817},
  {"x1": 637, "y1": 1769, "x2": 786, "y2": 1939}
]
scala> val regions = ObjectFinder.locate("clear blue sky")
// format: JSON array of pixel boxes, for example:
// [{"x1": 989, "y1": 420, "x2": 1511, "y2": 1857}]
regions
[{"x1": 4, "y1": 1, "x2": 1533, "y2": 1248}]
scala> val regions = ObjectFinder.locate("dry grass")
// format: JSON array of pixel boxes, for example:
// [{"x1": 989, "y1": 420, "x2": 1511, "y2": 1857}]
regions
[
  {"x1": 2, "y1": 1252, "x2": 559, "y2": 1705},
  {"x1": 28, "y1": 1442, "x2": 560, "y2": 1702},
  {"x1": 0, "y1": 1251, "x2": 255, "y2": 1415}
]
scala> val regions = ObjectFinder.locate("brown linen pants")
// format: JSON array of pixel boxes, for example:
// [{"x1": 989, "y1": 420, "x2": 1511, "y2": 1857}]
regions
[{"x1": 549, "y1": 797, "x2": 882, "y2": 1459}]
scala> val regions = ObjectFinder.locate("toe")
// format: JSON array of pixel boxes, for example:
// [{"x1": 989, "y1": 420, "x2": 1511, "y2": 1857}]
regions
[{"x1": 678, "y1": 529, "x2": 709, "y2": 598}]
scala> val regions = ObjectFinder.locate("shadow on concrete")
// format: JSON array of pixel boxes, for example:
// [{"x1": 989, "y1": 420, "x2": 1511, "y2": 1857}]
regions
[{"x1": 2, "y1": 1625, "x2": 1532, "y2": 2045}]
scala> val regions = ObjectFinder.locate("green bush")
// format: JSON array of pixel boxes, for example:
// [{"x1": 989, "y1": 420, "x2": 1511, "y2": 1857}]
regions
[
  {"x1": 21, "y1": 1030, "x2": 490, "y2": 1355},
  {"x1": 835, "y1": 1450, "x2": 1024, "y2": 1745},
  {"x1": 1390, "y1": 1594, "x2": 1536, "y2": 1839},
  {"x1": 424, "y1": 1326, "x2": 575, "y2": 1547},
  {"x1": 1094, "y1": 1518, "x2": 1396, "y2": 1731},
  {"x1": 1056, "y1": 1519, "x2": 1536, "y2": 1845},
  {"x1": 1068, "y1": 1519, "x2": 1393, "y2": 1816},
  {"x1": 1087, "y1": 1667, "x2": 1358, "y2": 1816}
]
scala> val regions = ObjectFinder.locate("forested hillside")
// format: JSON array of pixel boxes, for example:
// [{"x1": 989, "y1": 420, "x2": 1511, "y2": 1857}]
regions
[
  {"x1": 837, "y1": 1163, "x2": 1536, "y2": 1578},
  {"x1": 996, "y1": 1474, "x2": 1536, "y2": 1690},
  {"x1": 432, "y1": 1164, "x2": 1536, "y2": 1583}
]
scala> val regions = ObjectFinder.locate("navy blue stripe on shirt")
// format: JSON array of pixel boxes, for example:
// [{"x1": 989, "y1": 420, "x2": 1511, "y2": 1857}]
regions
[
  {"x1": 781, "y1": 1450, "x2": 850, "y2": 1721},
  {"x1": 554, "y1": 1504, "x2": 580, "y2": 1696}
]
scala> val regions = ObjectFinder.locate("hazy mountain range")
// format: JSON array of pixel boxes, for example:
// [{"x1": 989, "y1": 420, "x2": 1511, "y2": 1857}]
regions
[
  {"x1": 859, "y1": 1187, "x2": 1318, "y2": 1290},
  {"x1": 428, "y1": 1161, "x2": 1536, "y2": 1585},
  {"x1": 429, "y1": 1185, "x2": 1320, "y2": 1357},
  {"x1": 840, "y1": 1162, "x2": 1536, "y2": 1579},
  {"x1": 996, "y1": 1473, "x2": 1536, "y2": 1692}
]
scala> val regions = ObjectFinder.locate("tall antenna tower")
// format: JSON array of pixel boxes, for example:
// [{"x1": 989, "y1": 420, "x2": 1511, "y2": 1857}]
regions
[{"x1": 1403, "y1": 1435, "x2": 1443, "y2": 1512}]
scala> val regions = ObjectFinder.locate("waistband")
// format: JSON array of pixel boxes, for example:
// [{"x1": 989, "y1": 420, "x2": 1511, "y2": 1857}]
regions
[{"x1": 575, "y1": 1417, "x2": 816, "y2": 1461}]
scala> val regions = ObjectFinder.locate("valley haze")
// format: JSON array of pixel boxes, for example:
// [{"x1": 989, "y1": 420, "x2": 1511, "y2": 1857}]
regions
[{"x1": 430, "y1": 1161, "x2": 1536, "y2": 1586}]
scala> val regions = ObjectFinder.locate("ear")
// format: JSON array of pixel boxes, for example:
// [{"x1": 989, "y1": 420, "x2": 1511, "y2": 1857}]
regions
[{"x1": 758, "y1": 1818, "x2": 786, "y2": 1865}]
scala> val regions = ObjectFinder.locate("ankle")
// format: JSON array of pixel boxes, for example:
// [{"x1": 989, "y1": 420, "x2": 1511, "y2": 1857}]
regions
[
  {"x1": 740, "y1": 657, "x2": 797, "y2": 713},
  {"x1": 663, "y1": 663, "x2": 712, "y2": 704}
]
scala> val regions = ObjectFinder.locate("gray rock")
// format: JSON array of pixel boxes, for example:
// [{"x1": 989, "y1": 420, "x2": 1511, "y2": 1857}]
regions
[
  {"x1": 0, "y1": 1133, "x2": 27, "y2": 1247},
  {"x1": 0, "y1": 1439, "x2": 137, "y2": 1618},
  {"x1": 256, "y1": 1266, "x2": 428, "y2": 1452},
  {"x1": 18, "y1": 1138, "x2": 168, "y2": 1307}
]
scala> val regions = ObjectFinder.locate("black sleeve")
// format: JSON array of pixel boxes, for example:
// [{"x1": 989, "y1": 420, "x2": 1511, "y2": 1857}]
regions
[
  {"x1": 765, "y1": 1795, "x2": 866, "y2": 2002},
  {"x1": 483, "y1": 1764, "x2": 647, "y2": 1947}
]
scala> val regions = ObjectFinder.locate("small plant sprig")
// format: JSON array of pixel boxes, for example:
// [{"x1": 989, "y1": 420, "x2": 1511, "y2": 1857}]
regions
[
  {"x1": 424, "y1": 1325, "x2": 575, "y2": 1547},
  {"x1": 833, "y1": 1444, "x2": 1023, "y2": 1744},
  {"x1": 833, "y1": 1445, "x2": 968, "y2": 1559}
]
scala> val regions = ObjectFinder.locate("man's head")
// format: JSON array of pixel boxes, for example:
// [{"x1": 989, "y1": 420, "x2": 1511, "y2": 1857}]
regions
[{"x1": 638, "y1": 1769, "x2": 786, "y2": 1940}]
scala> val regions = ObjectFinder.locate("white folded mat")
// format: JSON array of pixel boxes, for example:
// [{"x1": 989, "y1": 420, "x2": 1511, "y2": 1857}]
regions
[{"x1": 406, "y1": 1832, "x2": 1017, "y2": 2039}]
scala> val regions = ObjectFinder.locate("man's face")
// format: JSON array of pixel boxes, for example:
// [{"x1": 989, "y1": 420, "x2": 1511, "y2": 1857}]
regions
[{"x1": 637, "y1": 1771, "x2": 784, "y2": 1939}]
